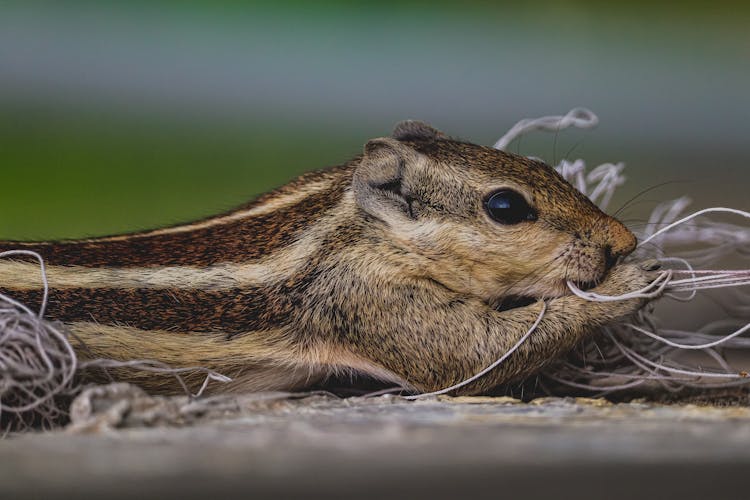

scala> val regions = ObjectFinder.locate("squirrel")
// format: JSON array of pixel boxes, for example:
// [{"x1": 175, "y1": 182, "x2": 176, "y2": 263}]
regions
[{"x1": 0, "y1": 121, "x2": 656, "y2": 395}]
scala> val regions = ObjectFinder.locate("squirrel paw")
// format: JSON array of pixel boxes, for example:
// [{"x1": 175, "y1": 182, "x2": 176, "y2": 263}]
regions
[
  {"x1": 593, "y1": 262, "x2": 663, "y2": 298},
  {"x1": 579, "y1": 262, "x2": 665, "y2": 321}
]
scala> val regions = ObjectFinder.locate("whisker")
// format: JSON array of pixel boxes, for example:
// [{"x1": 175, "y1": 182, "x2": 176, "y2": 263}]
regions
[{"x1": 610, "y1": 180, "x2": 689, "y2": 218}]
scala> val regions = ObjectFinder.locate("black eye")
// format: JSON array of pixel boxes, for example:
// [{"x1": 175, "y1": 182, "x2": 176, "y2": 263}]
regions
[{"x1": 485, "y1": 189, "x2": 537, "y2": 225}]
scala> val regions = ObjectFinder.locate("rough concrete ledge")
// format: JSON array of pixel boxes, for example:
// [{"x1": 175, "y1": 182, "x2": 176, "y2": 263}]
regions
[{"x1": 2, "y1": 391, "x2": 749, "y2": 499}]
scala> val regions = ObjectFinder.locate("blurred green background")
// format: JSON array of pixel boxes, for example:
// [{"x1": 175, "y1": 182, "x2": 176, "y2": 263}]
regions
[{"x1": 1, "y1": 1, "x2": 748, "y2": 240}]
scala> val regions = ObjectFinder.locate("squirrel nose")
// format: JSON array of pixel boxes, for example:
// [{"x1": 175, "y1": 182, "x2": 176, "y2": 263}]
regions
[{"x1": 605, "y1": 217, "x2": 637, "y2": 261}]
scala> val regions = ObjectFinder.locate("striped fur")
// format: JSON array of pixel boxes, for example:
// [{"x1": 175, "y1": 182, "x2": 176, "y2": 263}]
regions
[
  {"x1": 0, "y1": 125, "x2": 651, "y2": 395},
  {"x1": 0, "y1": 165, "x2": 364, "y2": 392},
  {"x1": 0, "y1": 165, "x2": 351, "y2": 267}
]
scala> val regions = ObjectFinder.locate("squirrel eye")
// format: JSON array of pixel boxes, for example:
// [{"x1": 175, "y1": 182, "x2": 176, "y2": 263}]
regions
[{"x1": 485, "y1": 189, "x2": 537, "y2": 225}]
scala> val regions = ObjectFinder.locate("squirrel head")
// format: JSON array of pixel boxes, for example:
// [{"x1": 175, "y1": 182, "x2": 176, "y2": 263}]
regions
[{"x1": 352, "y1": 120, "x2": 636, "y2": 307}]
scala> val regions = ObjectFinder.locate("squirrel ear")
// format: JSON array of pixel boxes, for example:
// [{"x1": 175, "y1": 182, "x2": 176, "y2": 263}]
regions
[
  {"x1": 353, "y1": 138, "x2": 416, "y2": 220},
  {"x1": 392, "y1": 120, "x2": 446, "y2": 141}
]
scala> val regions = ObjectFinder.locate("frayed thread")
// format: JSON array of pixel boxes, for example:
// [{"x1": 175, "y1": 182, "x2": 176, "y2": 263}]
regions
[
  {"x1": 511, "y1": 109, "x2": 750, "y2": 396},
  {"x1": 401, "y1": 108, "x2": 750, "y2": 398},
  {"x1": 0, "y1": 250, "x2": 230, "y2": 431}
]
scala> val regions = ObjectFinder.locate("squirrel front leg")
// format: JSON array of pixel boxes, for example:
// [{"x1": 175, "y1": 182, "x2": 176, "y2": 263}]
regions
[{"x1": 334, "y1": 263, "x2": 658, "y2": 395}]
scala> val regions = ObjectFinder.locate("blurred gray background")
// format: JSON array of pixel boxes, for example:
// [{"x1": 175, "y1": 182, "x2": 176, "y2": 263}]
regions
[{"x1": 1, "y1": 1, "x2": 748, "y2": 240}]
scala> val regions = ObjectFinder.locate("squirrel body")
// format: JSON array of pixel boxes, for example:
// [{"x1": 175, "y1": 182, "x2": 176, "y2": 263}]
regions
[{"x1": 0, "y1": 122, "x2": 652, "y2": 394}]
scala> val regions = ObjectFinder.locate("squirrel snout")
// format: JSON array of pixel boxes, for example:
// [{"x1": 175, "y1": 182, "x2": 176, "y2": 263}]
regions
[
  {"x1": 583, "y1": 216, "x2": 638, "y2": 272},
  {"x1": 603, "y1": 217, "x2": 637, "y2": 264}
]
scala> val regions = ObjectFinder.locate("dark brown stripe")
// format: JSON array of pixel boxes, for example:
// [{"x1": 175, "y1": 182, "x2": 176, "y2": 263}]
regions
[
  {"x1": 0, "y1": 163, "x2": 355, "y2": 268},
  {"x1": 1, "y1": 286, "x2": 294, "y2": 335}
]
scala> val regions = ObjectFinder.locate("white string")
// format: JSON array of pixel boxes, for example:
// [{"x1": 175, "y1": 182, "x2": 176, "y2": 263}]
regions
[
  {"x1": 656, "y1": 257, "x2": 697, "y2": 301},
  {"x1": 626, "y1": 322, "x2": 750, "y2": 350},
  {"x1": 492, "y1": 107, "x2": 750, "y2": 395},
  {"x1": 567, "y1": 271, "x2": 672, "y2": 301},
  {"x1": 493, "y1": 107, "x2": 599, "y2": 150},
  {"x1": 640, "y1": 207, "x2": 750, "y2": 246},
  {"x1": 0, "y1": 250, "x2": 49, "y2": 318}
]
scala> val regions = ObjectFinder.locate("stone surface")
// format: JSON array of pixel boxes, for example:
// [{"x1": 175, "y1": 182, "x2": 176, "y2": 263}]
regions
[{"x1": 2, "y1": 392, "x2": 750, "y2": 499}]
